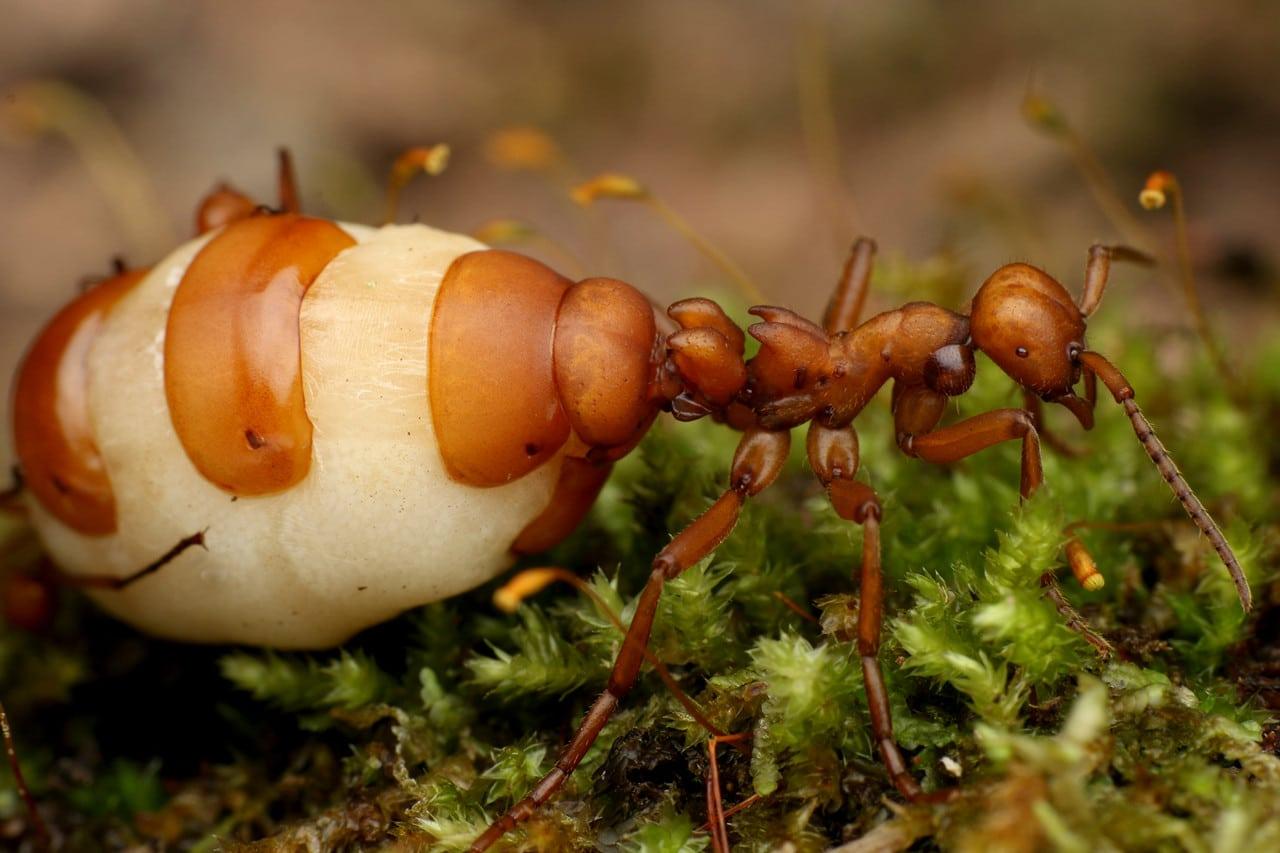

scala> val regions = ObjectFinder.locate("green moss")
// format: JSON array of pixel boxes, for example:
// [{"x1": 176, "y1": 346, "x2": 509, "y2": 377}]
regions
[{"x1": 1, "y1": 266, "x2": 1277, "y2": 851}]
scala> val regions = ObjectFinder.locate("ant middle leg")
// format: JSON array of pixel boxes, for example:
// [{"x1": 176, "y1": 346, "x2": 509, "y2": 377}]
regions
[{"x1": 807, "y1": 423, "x2": 951, "y2": 802}]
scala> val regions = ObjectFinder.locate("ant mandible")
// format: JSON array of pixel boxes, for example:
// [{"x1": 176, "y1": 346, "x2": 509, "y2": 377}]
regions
[{"x1": 471, "y1": 237, "x2": 1249, "y2": 849}]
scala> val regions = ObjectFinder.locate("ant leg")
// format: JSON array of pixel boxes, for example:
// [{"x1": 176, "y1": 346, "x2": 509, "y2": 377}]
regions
[
  {"x1": 822, "y1": 237, "x2": 877, "y2": 334},
  {"x1": 493, "y1": 566, "x2": 728, "y2": 739},
  {"x1": 470, "y1": 428, "x2": 791, "y2": 852},
  {"x1": 807, "y1": 423, "x2": 950, "y2": 802},
  {"x1": 510, "y1": 458, "x2": 613, "y2": 555},
  {"x1": 55, "y1": 531, "x2": 205, "y2": 591},
  {"x1": 895, "y1": 388, "x2": 1114, "y2": 646},
  {"x1": 895, "y1": 389, "x2": 1111, "y2": 647},
  {"x1": 706, "y1": 730, "x2": 750, "y2": 853},
  {"x1": 892, "y1": 384, "x2": 1044, "y2": 499},
  {"x1": 848, "y1": 494, "x2": 950, "y2": 800},
  {"x1": 898, "y1": 405, "x2": 1043, "y2": 500},
  {"x1": 1078, "y1": 243, "x2": 1154, "y2": 317}
]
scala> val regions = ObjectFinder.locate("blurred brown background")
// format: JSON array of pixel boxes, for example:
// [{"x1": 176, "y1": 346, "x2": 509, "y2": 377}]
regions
[{"x1": 2, "y1": 0, "x2": 1278, "y2": 471}]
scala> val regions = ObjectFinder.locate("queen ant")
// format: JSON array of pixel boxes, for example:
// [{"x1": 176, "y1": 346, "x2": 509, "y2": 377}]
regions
[{"x1": 5, "y1": 151, "x2": 1247, "y2": 850}]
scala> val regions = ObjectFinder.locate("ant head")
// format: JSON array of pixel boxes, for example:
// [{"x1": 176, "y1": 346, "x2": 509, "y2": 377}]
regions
[{"x1": 970, "y1": 263, "x2": 1086, "y2": 399}]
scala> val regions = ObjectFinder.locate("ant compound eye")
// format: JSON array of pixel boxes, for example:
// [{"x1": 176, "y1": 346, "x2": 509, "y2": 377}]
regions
[
  {"x1": 1068, "y1": 343, "x2": 1083, "y2": 361},
  {"x1": 1015, "y1": 346, "x2": 1029, "y2": 358}
]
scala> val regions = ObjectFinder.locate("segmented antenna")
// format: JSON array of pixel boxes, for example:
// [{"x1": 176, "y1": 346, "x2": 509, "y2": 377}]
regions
[
  {"x1": 1081, "y1": 350, "x2": 1251, "y2": 611},
  {"x1": 1123, "y1": 398, "x2": 1251, "y2": 611}
]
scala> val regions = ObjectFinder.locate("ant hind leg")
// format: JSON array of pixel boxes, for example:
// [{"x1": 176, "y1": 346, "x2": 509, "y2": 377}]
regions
[{"x1": 469, "y1": 428, "x2": 791, "y2": 852}]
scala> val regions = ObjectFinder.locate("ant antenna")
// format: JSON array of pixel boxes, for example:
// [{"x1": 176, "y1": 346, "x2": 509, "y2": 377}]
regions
[{"x1": 1081, "y1": 351, "x2": 1251, "y2": 611}]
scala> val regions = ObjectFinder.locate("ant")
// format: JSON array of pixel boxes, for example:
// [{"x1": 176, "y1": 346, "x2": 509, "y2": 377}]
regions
[
  {"x1": 4, "y1": 146, "x2": 1247, "y2": 850},
  {"x1": 470, "y1": 237, "x2": 1250, "y2": 850}
]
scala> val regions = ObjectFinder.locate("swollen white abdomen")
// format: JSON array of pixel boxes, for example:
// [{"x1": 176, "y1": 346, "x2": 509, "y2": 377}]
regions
[{"x1": 25, "y1": 224, "x2": 564, "y2": 648}]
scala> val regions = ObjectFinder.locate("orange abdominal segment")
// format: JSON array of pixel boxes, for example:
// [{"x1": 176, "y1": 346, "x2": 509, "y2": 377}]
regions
[
  {"x1": 13, "y1": 268, "x2": 147, "y2": 534},
  {"x1": 164, "y1": 214, "x2": 354, "y2": 495},
  {"x1": 430, "y1": 250, "x2": 572, "y2": 486},
  {"x1": 553, "y1": 278, "x2": 659, "y2": 450}
]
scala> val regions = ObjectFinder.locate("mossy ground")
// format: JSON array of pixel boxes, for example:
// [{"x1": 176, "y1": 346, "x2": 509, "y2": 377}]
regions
[{"x1": 2, "y1": 262, "x2": 1279, "y2": 852}]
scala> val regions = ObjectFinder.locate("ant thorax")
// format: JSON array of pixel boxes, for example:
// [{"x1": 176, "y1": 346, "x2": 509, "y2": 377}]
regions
[{"x1": 738, "y1": 301, "x2": 971, "y2": 431}]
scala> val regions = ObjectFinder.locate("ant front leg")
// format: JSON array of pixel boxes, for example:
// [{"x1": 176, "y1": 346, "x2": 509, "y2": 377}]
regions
[
  {"x1": 807, "y1": 423, "x2": 950, "y2": 802},
  {"x1": 894, "y1": 385, "x2": 1043, "y2": 499},
  {"x1": 470, "y1": 428, "x2": 791, "y2": 853},
  {"x1": 894, "y1": 386, "x2": 1111, "y2": 651}
]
